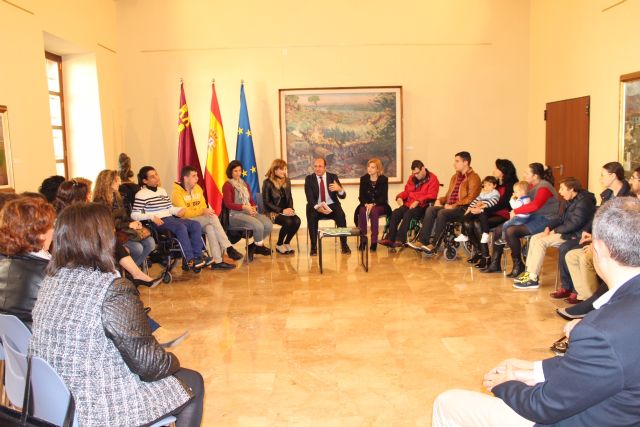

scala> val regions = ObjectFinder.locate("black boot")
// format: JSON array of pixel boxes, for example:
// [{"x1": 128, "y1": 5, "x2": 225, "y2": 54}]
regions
[
  {"x1": 506, "y1": 255, "x2": 525, "y2": 278},
  {"x1": 482, "y1": 245, "x2": 503, "y2": 273},
  {"x1": 467, "y1": 252, "x2": 481, "y2": 264},
  {"x1": 475, "y1": 256, "x2": 491, "y2": 269}
]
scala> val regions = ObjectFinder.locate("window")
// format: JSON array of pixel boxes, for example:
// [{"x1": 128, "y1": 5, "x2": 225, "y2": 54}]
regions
[{"x1": 45, "y1": 52, "x2": 69, "y2": 178}]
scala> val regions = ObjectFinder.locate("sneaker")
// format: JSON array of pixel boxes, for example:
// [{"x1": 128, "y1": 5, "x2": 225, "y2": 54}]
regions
[
  {"x1": 186, "y1": 259, "x2": 204, "y2": 271},
  {"x1": 193, "y1": 257, "x2": 207, "y2": 268},
  {"x1": 549, "y1": 288, "x2": 572, "y2": 299},
  {"x1": 513, "y1": 276, "x2": 539, "y2": 289},
  {"x1": 226, "y1": 246, "x2": 243, "y2": 261},
  {"x1": 407, "y1": 241, "x2": 425, "y2": 251},
  {"x1": 480, "y1": 233, "x2": 489, "y2": 244},
  {"x1": 513, "y1": 271, "x2": 531, "y2": 284},
  {"x1": 254, "y1": 245, "x2": 272, "y2": 256},
  {"x1": 211, "y1": 261, "x2": 235, "y2": 270},
  {"x1": 202, "y1": 256, "x2": 215, "y2": 267},
  {"x1": 454, "y1": 234, "x2": 469, "y2": 243},
  {"x1": 494, "y1": 238, "x2": 506, "y2": 246}
]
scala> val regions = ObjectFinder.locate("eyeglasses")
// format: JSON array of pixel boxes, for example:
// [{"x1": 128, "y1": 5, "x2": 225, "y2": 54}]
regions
[{"x1": 629, "y1": 175, "x2": 640, "y2": 182}]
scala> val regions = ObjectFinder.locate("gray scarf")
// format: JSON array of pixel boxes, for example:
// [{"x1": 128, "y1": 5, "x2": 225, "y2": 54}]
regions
[{"x1": 230, "y1": 178, "x2": 250, "y2": 205}]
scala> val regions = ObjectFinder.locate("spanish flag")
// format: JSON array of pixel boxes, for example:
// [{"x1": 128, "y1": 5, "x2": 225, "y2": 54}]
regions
[{"x1": 204, "y1": 82, "x2": 229, "y2": 214}]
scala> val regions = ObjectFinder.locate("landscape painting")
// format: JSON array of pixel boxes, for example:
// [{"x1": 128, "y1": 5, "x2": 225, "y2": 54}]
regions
[
  {"x1": 620, "y1": 72, "x2": 640, "y2": 176},
  {"x1": 279, "y1": 87, "x2": 402, "y2": 185}
]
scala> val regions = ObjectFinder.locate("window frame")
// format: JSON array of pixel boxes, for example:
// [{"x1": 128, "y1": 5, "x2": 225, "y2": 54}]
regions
[{"x1": 45, "y1": 51, "x2": 69, "y2": 178}]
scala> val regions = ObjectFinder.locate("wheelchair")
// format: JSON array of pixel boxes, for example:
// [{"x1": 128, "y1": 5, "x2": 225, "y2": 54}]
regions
[
  {"x1": 424, "y1": 220, "x2": 473, "y2": 261},
  {"x1": 146, "y1": 222, "x2": 210, "y2": 284}
]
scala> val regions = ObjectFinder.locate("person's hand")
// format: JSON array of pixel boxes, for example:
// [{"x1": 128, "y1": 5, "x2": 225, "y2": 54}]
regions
[
  {"x1": 365, "y1": 203, "x2": 374, "y2": 213},
  {"x1": 509, "y1": 211, "x2": 516, "y2": 219},
  {"x1": 464, "y1": 208, "x2": 470, "y2": 215},
  {"x1": 151, "y1": 216, "x2": 164, "y2": 226},
  {"x1": 283, "y1": 208, "x2": 295, "y2": 216},
  {"x1": 175, "y1": 208, "x2": 186, "y2": 217},
  {"x1": 580, "y1": 232, "x2": 592, "y2": 245},
  {"x1": 409, "y1": 201, "x2": 419, "y2": 209},
  {"x1": 584, "y1": 244, "x2": 592, "y2": 255},
  {"x1": 470, "y1": 207, "x2": 483, "y2": 214},
  {"x1": 564, "y1": 319, "x2": 581, "y2": 339},
  {"x1": 543, "y1": 227, "x2": 550, "y2": 235},
  {"x1": 317, "y1": 206, "x2": 331, "y2": 215},
  {"x1": 434, "y1": 200, "x2": 442, "y2": 207},
  {"x1": 476, "y1": 201, "x2": 487, "y2": 209},
  {"x1": 483, "y1": 363, "x2": 516, "y2": 392},
  {"x1": 396, "y1": 197, "x2": 404, "y2": 207},
  {"x1": 129, "y1": 221, "x2": 142, "y2": 230},
  {"x1": 328, "y1": 182, "x2": 342, "y2": 193},
  {"x1": 205, "y1": 208, "x2": 216, "y2": 218}
]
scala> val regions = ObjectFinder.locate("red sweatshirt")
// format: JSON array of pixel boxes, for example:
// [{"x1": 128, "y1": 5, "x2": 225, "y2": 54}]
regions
[{"x1": 396, "y1": 173, "x2": 440, "y2": 207}]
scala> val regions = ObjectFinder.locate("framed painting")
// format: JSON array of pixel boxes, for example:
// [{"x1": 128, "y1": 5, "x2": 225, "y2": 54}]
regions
[
  {"x1": 620, "y1": 71, "x2": 640, "y2": 176},
  {"x1": 0, "y1": 105, "x2": 15, "y2": 191},
  {"x1": 279, "y1": 86, "x2": 403, "y2": 185}
]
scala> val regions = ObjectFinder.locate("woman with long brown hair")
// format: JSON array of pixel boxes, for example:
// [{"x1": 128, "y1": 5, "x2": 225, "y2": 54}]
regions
[
  {"x1": 262, "y1": 159, "x2": 300, "y2": 254},
  {"x1": 93, "y1": 169, "x2": 160, "y2": 287}
]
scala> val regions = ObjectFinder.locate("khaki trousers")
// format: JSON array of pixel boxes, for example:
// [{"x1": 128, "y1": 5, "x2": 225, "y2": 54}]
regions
[
  {"x1": 432, "y1": 389, "x2": 534, "y2": 427},
  {"x1": 565, "y1": 247, "x2": 598, "y2": 299},
  {"x1": 191, "y1": 214, "x2": 232, "y2": 263},
  {"x1": 524, "y1": 232, "x2": 566, "y2": 276}
]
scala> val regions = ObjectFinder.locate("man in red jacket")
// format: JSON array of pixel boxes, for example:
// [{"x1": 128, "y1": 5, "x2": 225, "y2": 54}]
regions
[{"x1": 380, "y1": 160, "x2": 440, "y2": 248}]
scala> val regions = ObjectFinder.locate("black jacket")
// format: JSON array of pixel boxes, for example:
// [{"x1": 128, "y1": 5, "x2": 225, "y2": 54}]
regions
[
  {"x1": 304, "y1": 172, "x2": 346, "y2": 208},
  {"x1": 0, "y1": 254, "x2": 48, "y2": 329},
  {"x1": 354, "y1": 174, "x2": 391, "y2": 226},
  {"x1": 494, "y1": 274, "x2": 640, "y2": 426},
  {"x1": 600, "y1": 180, "x2": 632, "y2": 204},
  {"x1": 553, "y1": 190, "x2": 597, "y2": 240},
  {"x1": 102, "y1": 277, "x2": 183, "y2": 383},
  {"x1": 262, "y1": 178, "x2": 294, "y2": 214}
]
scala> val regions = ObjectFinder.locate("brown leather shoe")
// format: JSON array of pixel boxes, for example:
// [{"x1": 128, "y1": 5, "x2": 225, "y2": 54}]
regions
[{"x1": 549, "y1": 288, "x2": 572, "y2": 299}]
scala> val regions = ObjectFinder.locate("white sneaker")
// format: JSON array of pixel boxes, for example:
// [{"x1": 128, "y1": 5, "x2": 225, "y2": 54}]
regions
[
  {"x1": 480, "y1": 233, "x2": 489, "y2": 244},
  {"x1": 454, "y1": 234, "x2": 469, "y2": 242}
]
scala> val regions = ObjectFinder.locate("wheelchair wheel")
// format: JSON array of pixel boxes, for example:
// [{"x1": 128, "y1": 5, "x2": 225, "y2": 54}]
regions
[
  {"x1": 444, "y1": 246, "x2": 457, "y2": 261},
  {"x1": 462, "y1": 241, "x2": 473, "y2": 256},
  {"x1": 162, "y1": 272, "x2": 172, "y2": 284}
]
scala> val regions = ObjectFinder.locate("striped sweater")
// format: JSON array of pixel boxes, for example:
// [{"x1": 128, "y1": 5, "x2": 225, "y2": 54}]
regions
[
  {"x1": 131, "y1": 186, "x2": 182, "y2": 220},
  {"x1": 469, "y1": 189, "x2": 500, "y2": 209}
]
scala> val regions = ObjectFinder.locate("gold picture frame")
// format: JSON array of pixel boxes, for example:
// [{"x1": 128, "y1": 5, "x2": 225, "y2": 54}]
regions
[
  {"x1": 0, "y1": 105, "x2": 15, "y2": 190},
  {"x1": 619, "y1": 71, "x2": 640, "y2": 176}
]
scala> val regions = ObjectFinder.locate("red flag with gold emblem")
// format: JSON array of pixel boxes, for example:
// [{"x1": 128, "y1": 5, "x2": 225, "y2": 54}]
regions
[{"x1": 177, "y1": 81, "x2": 205, "y2": 193}]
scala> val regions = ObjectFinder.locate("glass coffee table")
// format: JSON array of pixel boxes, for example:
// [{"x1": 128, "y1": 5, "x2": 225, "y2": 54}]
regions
[{"x1": 317, "y1": 227, "x2": 369, "y2": 274}]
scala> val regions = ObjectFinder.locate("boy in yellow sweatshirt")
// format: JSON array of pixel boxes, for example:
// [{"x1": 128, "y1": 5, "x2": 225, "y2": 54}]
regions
[{"x1": 172, "y1": 166, "x2": 243, "y2": 269}]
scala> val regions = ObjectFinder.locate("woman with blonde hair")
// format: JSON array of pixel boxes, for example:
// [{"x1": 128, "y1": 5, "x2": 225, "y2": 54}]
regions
[
  {"x1": 262, "y1": 159, "x2": 300, "y2": 254},
  {"x1": 356, "y1": 158, "x2": 389, "y2": 252}
]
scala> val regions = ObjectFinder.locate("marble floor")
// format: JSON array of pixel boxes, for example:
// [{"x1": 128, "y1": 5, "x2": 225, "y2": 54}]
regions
[{"x1": 147, "y1": 234, "x2": 567, "y2": 426}]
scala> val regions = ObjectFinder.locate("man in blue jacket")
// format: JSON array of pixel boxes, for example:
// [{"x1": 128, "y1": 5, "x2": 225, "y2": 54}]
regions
[{"x1": 432, "y1": 197, "x2": 640, "y2": 426}]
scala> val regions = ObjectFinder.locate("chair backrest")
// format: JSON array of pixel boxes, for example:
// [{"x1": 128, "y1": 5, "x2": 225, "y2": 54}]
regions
[
  {"x1": 30, "y1": 356, "x2": 78, "y2": 427},
  {"x1": 255, "y1": 192, "x2": 265, "y2": 215},
  {"x1": 0, "y1": 313, "x2": 32, "y2": 353},
  {"x1": 2, "y1": 334, "x2": 28, "y2": 408}
]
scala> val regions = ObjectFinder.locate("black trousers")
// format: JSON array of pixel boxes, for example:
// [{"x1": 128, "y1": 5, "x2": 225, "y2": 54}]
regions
[
  {"x1": 387, "y1": 205, "x2": 427, "y2": 242},
  {"x1": 417, "y1": 206, "x2": 466, "y2": 244},
  {"x1": 142, "y1": 368, "x2": 204, "y2": 427},
  {"x1": 273, "y1": 214, "x2": 301, "y2": 245},
  {"x1": 306, "y1": 203, "x2": 347, "y2": 248},
  {"x1": 558, "y1": 238, "x2": 582, "y2": 291}
]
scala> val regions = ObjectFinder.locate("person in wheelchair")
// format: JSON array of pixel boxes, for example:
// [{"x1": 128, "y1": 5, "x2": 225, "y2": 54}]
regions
[
  {"x1": 408, "y1": 151, "x2": 481, "y2": 255},
  {"x1": 132, "y1": 166, "x2": 211, "y2": 271},
  {"x1": 172, "y1": 165, "x2": 242, "y2": 270},
  {"x1": 379, "y1": 160, "x2": 439, "y2": 249}
]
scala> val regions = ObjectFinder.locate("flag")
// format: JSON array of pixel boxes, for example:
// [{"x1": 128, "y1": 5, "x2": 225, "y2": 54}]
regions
[
  {"x1": 177, "y1": 81, "x2": 205, "y2": 193},
  {"x1": 204, "y1": 82, "x2": 229, "y2": 215},
  {"x1": 235, "y1": 83, "x2": 259, "y2": 196}
]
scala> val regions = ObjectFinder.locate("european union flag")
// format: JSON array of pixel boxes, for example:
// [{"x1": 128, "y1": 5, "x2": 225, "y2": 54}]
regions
[{"x1": 235, "y1": 83, "x2": 260, "y2": 197}]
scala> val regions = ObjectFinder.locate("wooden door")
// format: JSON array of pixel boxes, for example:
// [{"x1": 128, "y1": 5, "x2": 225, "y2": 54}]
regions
[{"x1": 545, "y1": 96, "x2": 590, "y2": 189}]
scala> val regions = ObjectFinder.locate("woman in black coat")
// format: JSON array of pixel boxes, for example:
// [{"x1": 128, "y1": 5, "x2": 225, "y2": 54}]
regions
[
  {"x1": 262, "y1": 159, "x2": 301, "y2": 255},
  {"x1": 356, "y1": 158, "x2": 390, "y2": 252}
]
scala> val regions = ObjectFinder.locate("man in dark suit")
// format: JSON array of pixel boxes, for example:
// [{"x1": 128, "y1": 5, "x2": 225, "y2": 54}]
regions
[
  {"x1": 305, "y1": 158, "x2": 350, "y2": 256},
  {"x1": 433, "y1": 196, "x2": 640, "y2": 427}
]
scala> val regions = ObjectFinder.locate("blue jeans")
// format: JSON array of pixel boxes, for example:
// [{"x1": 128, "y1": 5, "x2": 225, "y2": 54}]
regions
[
  {"x1": 124, "y1": 236, "x2": 156, "y2": 267},
  {"x1": 158, "y1": 216, "x2": 203, "y2": 261}
]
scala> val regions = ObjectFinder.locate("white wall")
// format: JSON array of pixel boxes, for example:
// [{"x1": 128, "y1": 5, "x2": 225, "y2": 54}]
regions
[{"x1": 116, "y1": 0, "x2": 531, "y2": 225}]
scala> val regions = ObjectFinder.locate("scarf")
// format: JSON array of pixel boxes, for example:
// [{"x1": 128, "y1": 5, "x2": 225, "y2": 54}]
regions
[{"x1": 230, "y1": 178, "x2": 250, "y2": 205}]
